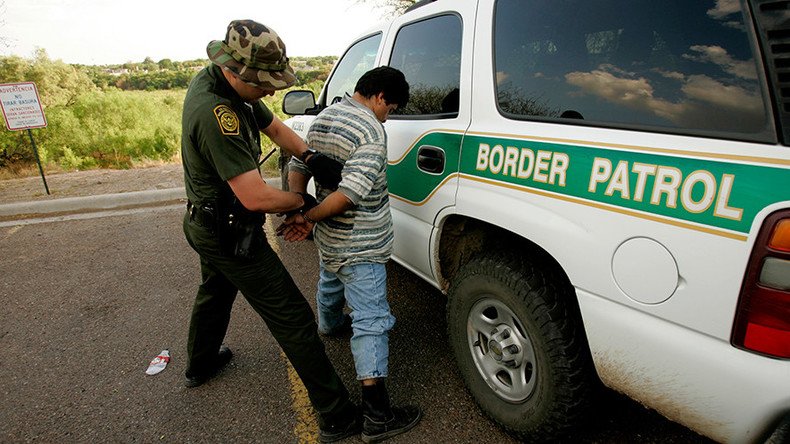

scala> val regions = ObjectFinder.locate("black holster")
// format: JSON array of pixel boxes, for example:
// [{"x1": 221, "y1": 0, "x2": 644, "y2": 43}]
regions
[
  {"x1": 187, "y1": 201, "x2": 219, "y2": 233},
  {"x1": 220, "y1": 199, "x2": 264, "y2": 259}
]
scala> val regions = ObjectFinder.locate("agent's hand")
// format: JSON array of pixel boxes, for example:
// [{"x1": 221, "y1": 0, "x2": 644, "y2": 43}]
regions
[{"x1": 305, "y1": 152, "x2": 342, "y2": 190}]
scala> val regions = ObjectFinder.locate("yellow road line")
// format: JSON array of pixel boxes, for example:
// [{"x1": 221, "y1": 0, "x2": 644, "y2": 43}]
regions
[
  {"x1": 265, "y1": 218, "x2": 318, "y2": 443},
  {"x1": 282, "y1": 352, "x2": 319, "y2": 443}
]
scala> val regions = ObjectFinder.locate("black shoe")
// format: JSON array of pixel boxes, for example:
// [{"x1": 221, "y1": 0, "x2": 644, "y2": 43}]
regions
[
  {"x1": 361, "y1": 405, "x2": 422, "y2": 443},
  {"x1": 320, "y1": 314, "x2": 353, "y2": 338},
  {"x1": 184, "y1": 345, "x2": 233, "y2": 388},
  {"x1": 319, "y1": 411, "x2": 361, "y2": 443}
]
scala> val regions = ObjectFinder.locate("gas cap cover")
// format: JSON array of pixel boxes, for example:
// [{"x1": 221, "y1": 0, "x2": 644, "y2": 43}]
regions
[{"x1": 612, "y1": 237, "x2": 679, "y2": 304}]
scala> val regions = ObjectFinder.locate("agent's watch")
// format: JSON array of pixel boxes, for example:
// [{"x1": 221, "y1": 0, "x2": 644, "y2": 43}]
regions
[{"x1": 300, "y1": 148, "x2": 317, "y2": 162}]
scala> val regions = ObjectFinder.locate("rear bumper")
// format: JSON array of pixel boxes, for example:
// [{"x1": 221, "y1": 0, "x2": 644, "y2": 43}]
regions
[{"x1": 577, "y1": 290, "x2": 790, "y2": 444}]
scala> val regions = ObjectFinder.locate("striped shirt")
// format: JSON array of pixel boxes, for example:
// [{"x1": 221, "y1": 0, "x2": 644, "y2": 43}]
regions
[{"x1": 290, "y1": 94, "x2": 393, "y2": 272}]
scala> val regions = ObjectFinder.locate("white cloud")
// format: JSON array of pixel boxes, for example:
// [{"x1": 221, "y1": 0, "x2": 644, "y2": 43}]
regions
[
  {"x1": 564, "y1": 64, "x2": 763, "y2": 126},
  {"x1": 682, "y1": 45, "x2": 757, "y2": 80},
  {"x1": 707, "y1": 0, "x2": 741, "y2": 20},
  {"x1": 681, "y1": 75, "x2": 763, "y2": 112},
  {"x1": 565, "y1": 67, "x2": 684, "y2": 121},
  {"x1": 652, "y1": 69, "x2": 685, "y2": 80}
]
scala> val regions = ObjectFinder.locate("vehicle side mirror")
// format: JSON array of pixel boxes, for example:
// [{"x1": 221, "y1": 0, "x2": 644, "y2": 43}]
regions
[{"x1": 282, "y1": 90, "x2": 317, "y2": 116}]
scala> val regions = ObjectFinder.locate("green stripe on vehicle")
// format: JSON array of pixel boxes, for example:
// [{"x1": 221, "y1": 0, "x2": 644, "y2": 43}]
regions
[
  {"x1": 387, "y1": 131, "x2": 463, "y2": 203},
  {"x1": 389, "y1": 132, "x2": 790, "y2": 234}
]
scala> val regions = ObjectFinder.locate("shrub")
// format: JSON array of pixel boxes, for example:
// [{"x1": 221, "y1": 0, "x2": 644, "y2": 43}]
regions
[
  {"x1": 1, "y1": 52, "x2": 333, "y2": 176},
  {"x1": 35, "y1": 89, "x2": 184, "y2": 169}
]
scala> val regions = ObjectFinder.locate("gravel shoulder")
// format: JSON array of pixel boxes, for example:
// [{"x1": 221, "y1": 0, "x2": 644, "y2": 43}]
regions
[{"x1": 0, "y1": 163, "x2": 185, "y2": 205}]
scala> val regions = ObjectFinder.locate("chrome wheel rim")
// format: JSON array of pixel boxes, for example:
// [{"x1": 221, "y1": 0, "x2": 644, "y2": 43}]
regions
[{"x1": 467, "y1": 297, "x2": 537, "y2": 403}]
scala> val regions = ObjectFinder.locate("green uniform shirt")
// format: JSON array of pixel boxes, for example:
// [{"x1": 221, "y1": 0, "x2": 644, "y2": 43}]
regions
[{"x1": 181, "y1": 64, "x2": 274, "y2": 206}]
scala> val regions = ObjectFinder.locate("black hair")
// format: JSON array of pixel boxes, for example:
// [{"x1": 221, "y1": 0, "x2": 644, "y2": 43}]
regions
[{"x1": 354, "y1": 66, "x2": 410, "y2": 109}]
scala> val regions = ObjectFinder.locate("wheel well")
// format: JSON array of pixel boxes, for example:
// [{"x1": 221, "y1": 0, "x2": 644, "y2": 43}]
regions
[
  {"x1": 439, "y1": 214, "x2": 598, "y2": 437},
  {"x1": 436, "y1": 215, "x2": 573, "y2": 293}
]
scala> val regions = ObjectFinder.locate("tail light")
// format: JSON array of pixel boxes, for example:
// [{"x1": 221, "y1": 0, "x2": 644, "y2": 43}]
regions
[{"x1": 732, "y1": 210, "x2": 790, "y2": 359}]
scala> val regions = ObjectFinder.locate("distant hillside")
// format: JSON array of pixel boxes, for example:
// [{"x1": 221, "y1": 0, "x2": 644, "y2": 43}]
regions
[{"x1": 80, "y1": 56, "x2": 338, "y2": 91}]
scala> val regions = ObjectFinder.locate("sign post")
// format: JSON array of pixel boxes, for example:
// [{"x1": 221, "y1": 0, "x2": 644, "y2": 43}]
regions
[{"x1": 0, "y1": 82, "x2": 50, "y2": 195}]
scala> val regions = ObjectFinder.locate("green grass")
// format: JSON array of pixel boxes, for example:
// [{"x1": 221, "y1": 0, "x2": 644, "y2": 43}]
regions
[{"x1": 2, "y1": 80, "x2": 324, "y2": 178}]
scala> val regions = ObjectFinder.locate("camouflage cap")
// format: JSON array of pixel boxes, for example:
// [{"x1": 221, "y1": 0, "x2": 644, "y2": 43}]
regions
[{"x1": 207, "y1": 20, "x2": 296, "y2": 90}]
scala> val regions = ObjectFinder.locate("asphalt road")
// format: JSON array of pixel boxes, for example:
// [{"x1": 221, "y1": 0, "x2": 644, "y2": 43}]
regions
[{"x1": 0, "y1": 204, "x2": 713, "y2": 443}]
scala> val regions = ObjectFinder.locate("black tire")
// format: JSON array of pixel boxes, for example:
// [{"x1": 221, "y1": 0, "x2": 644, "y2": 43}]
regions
[{"x1": 447, "y1": 252, "x2": 592, "y2": 441}]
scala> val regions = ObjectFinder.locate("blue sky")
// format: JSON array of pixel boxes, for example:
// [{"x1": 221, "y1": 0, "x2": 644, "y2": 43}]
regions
[{"x1": 2, "y1": 0, "x2": 384, "y2": 65}]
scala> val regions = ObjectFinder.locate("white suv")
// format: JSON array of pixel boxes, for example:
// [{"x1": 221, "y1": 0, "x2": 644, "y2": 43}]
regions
[{"x1": 283, "y1": 1, "x2": 790, "y2": 442}]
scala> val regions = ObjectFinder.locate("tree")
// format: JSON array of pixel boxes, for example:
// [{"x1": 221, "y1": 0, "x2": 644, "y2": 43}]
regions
[
  {"x1": 0, "y1": 50, "x2": 98, "y2": 168},
  {"x1": 356, "y1": 0, "x2": 418, "y2": 16},
  {"x1": 0, "y1": 54, "x2": 26, "y2": 82},
  {"x1": 0, "y1": 49, "x2": 96, "y2": 107},
  {"x1": 157, "y1": 58, "x2": 174, "y2": 70},
  {"x1": 0, "y1": 1, "x2": 10, "y2": 49},
  {"x1": 141, "y1": 57, "x2": 157, "y2": 72}
]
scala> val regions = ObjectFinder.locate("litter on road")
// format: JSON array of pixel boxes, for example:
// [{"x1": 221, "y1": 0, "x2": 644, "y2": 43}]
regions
[{"x1": 145, "y1": 349, "x2": 170, "y2": 375}]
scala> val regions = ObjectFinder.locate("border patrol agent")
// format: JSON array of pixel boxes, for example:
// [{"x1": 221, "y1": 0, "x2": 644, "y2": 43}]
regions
[{"x1": 181, "y1": 20, "x2": 359, "y2": 442}]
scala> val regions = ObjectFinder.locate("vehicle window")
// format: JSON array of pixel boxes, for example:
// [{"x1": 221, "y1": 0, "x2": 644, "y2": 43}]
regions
[
  {"x1": 325, "y1": 33, "x2": 382, "y2": 106},
  {"x1": 494, "y1": 0, "x2": 772, "y2": 140},
  {"x1": 389, "y1": 14, "x2": 462, "y2": 117}
]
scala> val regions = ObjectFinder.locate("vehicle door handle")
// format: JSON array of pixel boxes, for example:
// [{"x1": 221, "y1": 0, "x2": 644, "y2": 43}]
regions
[{"x1": 417, "y1": 145, "x2": 445, "y2": 174}]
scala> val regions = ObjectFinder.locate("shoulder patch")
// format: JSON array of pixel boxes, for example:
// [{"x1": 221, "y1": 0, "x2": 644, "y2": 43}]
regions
[{"x1": 213, "y1": 105, "x2": 239, "y2": 135}]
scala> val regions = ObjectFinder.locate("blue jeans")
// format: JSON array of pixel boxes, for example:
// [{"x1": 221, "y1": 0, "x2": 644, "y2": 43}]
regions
[{"x1": 316, "y1": 261, "x2": 395, "y2": 380}]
